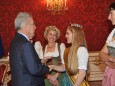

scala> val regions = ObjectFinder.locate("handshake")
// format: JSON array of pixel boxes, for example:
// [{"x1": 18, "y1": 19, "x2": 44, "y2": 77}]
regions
[
  {"x1": 48, "y1": 65, "x2": 55, "y2": 71},
  {"x1": 48, "y1": 64, "x2": 65, "y2": 72},
  {"x1": 41, "y1": 56, "x2": 65, "y2": 72}
]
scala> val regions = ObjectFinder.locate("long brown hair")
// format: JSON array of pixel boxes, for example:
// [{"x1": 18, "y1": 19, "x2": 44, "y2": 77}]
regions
[{"x1": 67, "y1": 25, "x2": 87, "y2": 76}]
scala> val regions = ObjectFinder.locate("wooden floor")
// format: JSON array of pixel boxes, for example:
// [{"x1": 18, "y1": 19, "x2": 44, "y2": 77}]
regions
[{"x1": 89, "y1": 81, "x2": 102, "y2": 86}]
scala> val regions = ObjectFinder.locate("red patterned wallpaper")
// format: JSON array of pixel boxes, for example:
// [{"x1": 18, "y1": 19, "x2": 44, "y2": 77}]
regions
[{"x1": 0, "y1": 0, "x2": 115, "y2": 55}]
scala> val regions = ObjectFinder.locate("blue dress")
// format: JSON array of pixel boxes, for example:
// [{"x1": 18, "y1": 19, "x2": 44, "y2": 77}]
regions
[{"x1": 62, "y1": 73, "x2": 72, "y2": 86}]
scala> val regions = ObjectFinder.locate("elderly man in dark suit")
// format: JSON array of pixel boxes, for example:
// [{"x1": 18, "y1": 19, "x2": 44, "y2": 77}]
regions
[{"x1": 9, "y1": 12, "x2": 50, "y2": 86}]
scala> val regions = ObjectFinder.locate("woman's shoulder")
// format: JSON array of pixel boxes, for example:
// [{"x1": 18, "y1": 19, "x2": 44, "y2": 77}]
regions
[
  {"x1": 35, "y1": 41, "x2": 41, "y2": 45},
  {"x1": 79, "y1": 45, "x2": 87, "y2": 49},
  {"x1": 78, "y1": 46, "x2": 88, "y2": 53},
  {"x1": 59, "y1": 43, "x2": 66, "y2": 47},
  {"x1": 34, "y1": 41, "x2": 43, "y2": 48}
]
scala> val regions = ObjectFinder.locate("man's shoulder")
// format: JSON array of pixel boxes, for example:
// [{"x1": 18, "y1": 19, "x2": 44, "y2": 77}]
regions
[{"x1": 11, "y1": 34, "x2": 30, "y2": 49}]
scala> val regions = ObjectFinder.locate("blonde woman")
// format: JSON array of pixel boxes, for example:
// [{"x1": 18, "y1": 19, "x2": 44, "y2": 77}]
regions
[
  {"x1": 34, "y1": 26, "x2": 66, "y2": 86},
  {"x1": 51, "y1": 24, "x2": 89, "y2": 86}
]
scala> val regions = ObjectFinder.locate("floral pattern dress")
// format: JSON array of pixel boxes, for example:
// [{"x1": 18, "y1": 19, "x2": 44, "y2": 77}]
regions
[{"x1": 102, "y1": 28, "x2": 115, "y2": 86}]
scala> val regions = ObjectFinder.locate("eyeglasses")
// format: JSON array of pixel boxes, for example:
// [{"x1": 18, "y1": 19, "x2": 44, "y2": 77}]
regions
[
  {"x1": 30, "y1": 23, "x2": 35, "y2": 26},
  {"x1": 27, "y1": 22, "x2": 36, "y2": 28}
]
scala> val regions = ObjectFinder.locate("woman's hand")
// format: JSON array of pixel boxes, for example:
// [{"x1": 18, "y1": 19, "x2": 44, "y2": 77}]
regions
[
  {"x1": 49, "y1": 73, "x2": 59, "y2": 81},
  {"x1": 48, "y1": 73, "x2": 60, "y2": 86},
  {"x1": 47, "y1": 65, "x2": 54, "y2": 71},
  {"x1": 49, "y1": 75, "x2": 57, "y2": 81},
  {"x1": 48, "y1": 79, "x2": 59, "y2": 86},
  {"x1": 41, "y1": 56, "x2": 52, "y2": 63},
  {"x1": 109, "y1": 57, "x2": 115, "y2": 62}
]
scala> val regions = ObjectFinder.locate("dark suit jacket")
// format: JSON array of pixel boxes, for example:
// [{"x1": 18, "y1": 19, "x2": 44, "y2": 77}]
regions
[{"x1": 9, "y1": 33, "x2": 49, "y2": 86}]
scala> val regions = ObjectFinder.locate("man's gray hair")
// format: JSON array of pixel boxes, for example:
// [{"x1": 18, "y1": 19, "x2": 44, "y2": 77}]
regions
[{"x1": 14, "y1": 12, "x2": 32, "y2": 30}]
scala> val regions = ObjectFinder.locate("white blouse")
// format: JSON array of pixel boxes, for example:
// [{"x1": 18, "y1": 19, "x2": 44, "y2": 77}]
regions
[
  {"x1": 44, "y1": 43, "x2": 59, "y2": 57},
  {"x1": 34, "y1": 41, "x2": 66, "y2": 64},
  {"x1": 106, "y1": 28, "x2": 115, "y2": 47},
  {"x1": 77, "y1": 47, "x2": 88, "y2": 70},
  {"x1": 34, "y1": 41, "x2": 43, "y2": 59}
]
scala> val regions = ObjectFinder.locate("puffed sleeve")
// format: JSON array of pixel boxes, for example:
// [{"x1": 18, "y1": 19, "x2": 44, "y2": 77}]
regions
[
  {"x1": 106, "y1": 28, "x2": 115, "y2": 44},
  {"x1": 60, "y1": 43, "x2": 66, "y2": 64},
  {"x1": 34, "y1": 41, "x2": 43, "y2": 59},
  {"x1": 77, "y1": 47, "x2": 88, "y2": 70}
]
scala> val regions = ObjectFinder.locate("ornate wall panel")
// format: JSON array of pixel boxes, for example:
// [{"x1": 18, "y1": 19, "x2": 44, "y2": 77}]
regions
[{"x1": 0, "y1": 0, "x2": 115, "y2": 55}]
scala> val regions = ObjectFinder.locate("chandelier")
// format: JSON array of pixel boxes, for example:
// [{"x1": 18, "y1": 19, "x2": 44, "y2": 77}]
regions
[{"x1": 47, "y1": 0, "x2": 68, "y2": 15}]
